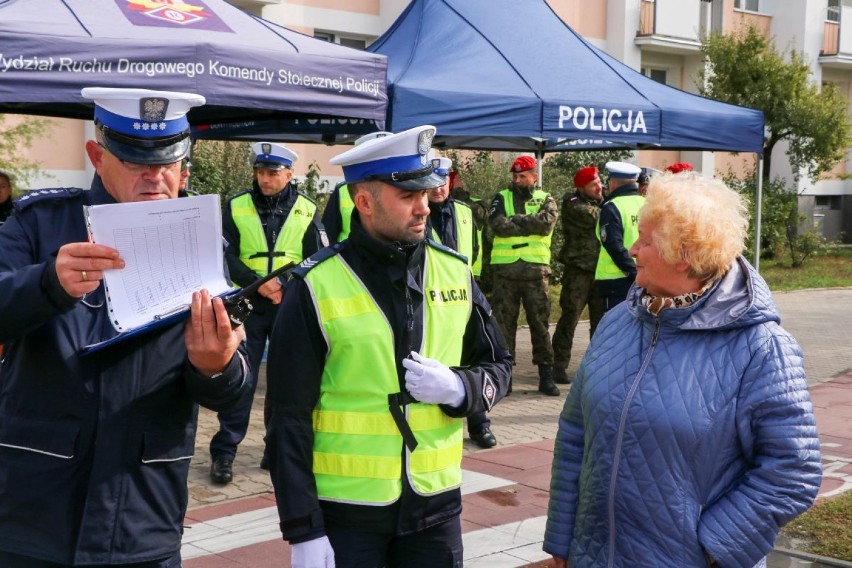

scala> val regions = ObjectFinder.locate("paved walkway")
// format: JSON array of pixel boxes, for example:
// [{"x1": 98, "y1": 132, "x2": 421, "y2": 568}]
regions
[{"x1": 185, "y1": 288, "x2": 852, "y2": 567}]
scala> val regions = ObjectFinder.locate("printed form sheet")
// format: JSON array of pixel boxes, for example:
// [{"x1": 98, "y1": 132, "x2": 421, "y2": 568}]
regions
[{"x1": 85, "y1": 194, "x2": 230, "y2": 332}]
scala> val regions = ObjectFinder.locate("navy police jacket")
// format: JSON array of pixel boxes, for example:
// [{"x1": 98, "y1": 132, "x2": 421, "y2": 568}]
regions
[{"x1": 0, "y1": 177, "x2": 247, "y2": 565}]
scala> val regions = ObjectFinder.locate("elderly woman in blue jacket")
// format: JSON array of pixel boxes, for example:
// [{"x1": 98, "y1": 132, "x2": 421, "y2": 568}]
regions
[{"x1": 544, "y1": 172, "x2": 822, "y2": 567}]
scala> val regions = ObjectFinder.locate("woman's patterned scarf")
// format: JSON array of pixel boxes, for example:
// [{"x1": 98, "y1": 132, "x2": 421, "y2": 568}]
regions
[{"x1": 640, "y1": 278, "x2": 717, "y2": 316}]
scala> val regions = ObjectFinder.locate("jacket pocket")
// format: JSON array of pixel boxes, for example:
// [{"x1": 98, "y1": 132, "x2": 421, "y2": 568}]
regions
[
  {"x1": 141, "y1": 427, "x2": 195, "y2": 464},
  {"x1": 0, "y1": 413, "x2": 79, "y2": 459}
]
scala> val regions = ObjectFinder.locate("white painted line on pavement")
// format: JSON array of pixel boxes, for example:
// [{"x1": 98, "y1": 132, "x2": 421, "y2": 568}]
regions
[{"x1": 182, "y1": 468, "x2": 516, "y2": 560}]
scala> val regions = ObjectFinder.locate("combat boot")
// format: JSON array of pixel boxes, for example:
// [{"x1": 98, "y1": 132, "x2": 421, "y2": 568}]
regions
[
  {"x1": 553, "y1": 368, "x2": 571, "y2": 385},
  {"x1": 538, "y1": 364, "x2": 560, "y2": 396}
]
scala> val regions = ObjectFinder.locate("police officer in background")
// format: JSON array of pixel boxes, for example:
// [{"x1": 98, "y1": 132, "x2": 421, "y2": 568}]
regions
[
  {"x1": 489, "y1": 156, "x2": 560, "y2": 396},
  {"x1": 427, "y1": 157, "x2": 496, "y2": 449},
  {"x1": 551, "y1": 166, "x2": 604, "y2": 385},
  {"x1": 209, "y1": 142, "x2": 327, "y2": 485},
  {"x1": 595, "y1": 161, "x2": 646, "y2": 314},
  {"x1": 0, "y1": 87, "x2": 248, "y2": 566},
  {"x1": 265, "y1": 125, "x2": 512, "y2": 568},
  {"x1": 322, "y1": 131, "x2": 391, "y2": 243}
]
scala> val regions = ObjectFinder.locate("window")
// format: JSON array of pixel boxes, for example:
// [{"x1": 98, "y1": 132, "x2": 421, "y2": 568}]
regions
[
  {"x1": 641, "y1": 67, "x2": 668, "y2": 85},
  {"x1": 313, "y1": 31, "x2": 367, "y2": 50},
  {"x1": 734, "y1": 0, "x2": 759, "y2": 12},
  {"x1": 815, "y1": 195, "x2": 841, "y2": 210},
  {"x1": 827, "y1": 0, "x2": 840, "y2": 23}
]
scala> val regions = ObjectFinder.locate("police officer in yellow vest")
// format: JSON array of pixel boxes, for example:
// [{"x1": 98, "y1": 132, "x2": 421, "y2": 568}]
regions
[
  {"x1": 266, "y1": 126, "x2": 512, "y2": 568},
  {"x1": 209, "y1": 142, "x2": 327, "y2": 485},
  {"x1": 427, "y1": 157, "x2": 495, "y2": 450},
  {"x1": 595, "y1": 161, "x2": 646, "y2": 314},
  {"x1": 322, "y1": 131, "x2": 391, "y2": 243},
  {"x1": 489, "y1": 155, "x2": 561, "y2": 397}
]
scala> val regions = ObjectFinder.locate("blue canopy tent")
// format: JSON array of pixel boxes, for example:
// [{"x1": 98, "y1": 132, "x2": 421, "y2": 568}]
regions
[
  {"x1": 0, "y1": 0, "x2": 387, "y2": 128},
  {"x1": 367, "y1": 0, "x2": 767, "y2": 264},
  {"x1": 368, "y1": 0, "x2": 763, "y2": 154}
]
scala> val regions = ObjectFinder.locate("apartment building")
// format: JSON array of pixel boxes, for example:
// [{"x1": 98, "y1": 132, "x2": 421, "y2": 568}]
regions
[{"x1": 15, "y1": 0, "x2": 852, "y2": 240}]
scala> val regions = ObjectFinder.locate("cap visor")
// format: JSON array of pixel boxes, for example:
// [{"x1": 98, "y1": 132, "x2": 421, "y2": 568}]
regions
[
  {"x1": 253, "y1": 161, "x2": 288, "y2": 171},
  {"x1": 102, "y1": 136, "x2": 189, "y2": 166},
  {"x1": 386, "y1": 171, "x2": 447, "y2": 191}
]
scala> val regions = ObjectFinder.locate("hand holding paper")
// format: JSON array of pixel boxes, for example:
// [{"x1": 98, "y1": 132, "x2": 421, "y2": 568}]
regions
[{"x1": 55, "y1": 242, "x2": 124, "y2": 298}]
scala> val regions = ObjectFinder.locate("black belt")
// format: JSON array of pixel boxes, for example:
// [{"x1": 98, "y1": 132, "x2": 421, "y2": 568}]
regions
[{"x1": 388, "y1": 392, "x2": 419, "y2": 452}]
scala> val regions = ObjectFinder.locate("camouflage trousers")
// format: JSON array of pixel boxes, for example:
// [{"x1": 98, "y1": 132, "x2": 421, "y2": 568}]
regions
[
  {"x1": 491, "y1": 276, "x2": 553, "y2": 366},
  {"x1": 552, "y1": 267, "x2": 603, "y2": 372}
]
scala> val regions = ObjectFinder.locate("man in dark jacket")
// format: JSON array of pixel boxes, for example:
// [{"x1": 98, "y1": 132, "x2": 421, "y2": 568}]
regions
[
  {"x1": 0, "y1": 87, "x2": 248, "y2": 567},
  {"x1": 595, "y1": 161, "x2": 645, "y2": 313},
  {"x1": 209, "y1": 142, "x2": 327, "y2": 484},
  {"x1": 266, "y1": 126, "x2": 512, "y2": 568},
  {"x1": 551, "y1": 166, "x2": 604, "y2": 385},
  {"x1": 427, "y1": 157, "x2": 496, "y2": 449}
]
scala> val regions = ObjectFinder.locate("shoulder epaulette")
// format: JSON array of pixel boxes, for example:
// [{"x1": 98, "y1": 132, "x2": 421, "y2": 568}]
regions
[
  {"x1": 291, "y1": 243, "x2": 344, "y2": 278},
  {"x1": 14, "y1": 188, "x2": 83, "y2": 211},
  {"x1": 426, "y1": 238, "x2": 467, "y2": 263}
]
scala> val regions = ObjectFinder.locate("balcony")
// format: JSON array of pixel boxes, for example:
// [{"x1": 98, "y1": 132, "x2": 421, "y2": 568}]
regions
[
  {"x1": 820, "y1": 15, "x2": 852, "y2": 69},
  {"x1": 635, "y1": 0, "x2": 706, "y2": 55}
]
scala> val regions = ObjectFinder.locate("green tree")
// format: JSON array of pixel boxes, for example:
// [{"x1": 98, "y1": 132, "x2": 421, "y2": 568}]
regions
[
  {"x1": 188, "y1": 140, "x2": 253, "y2": 202},
  {"x1": 299, "y1": 160, "x2": 331, "y2": 213},
  {"x1": 724, "y1": 169, "x2": 836, "y2": 267},
  {"x1": 444, "y1": 150, "x2": 513, "y2": 201},
  {"x1": 699, "y1": 26, "x2": 850, "y2": 183},
  {"x1": 0, "y1": 115, "x2": 49, "y2": 191}
]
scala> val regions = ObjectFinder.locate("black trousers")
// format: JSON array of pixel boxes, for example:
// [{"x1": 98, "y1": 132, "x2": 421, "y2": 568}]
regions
[{"x1": 325, "y1": 516, "x2": 463, "y2": 568}]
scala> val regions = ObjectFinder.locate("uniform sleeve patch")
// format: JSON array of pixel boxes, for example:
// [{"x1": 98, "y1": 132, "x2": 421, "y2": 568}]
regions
[{"x1": 482, "y1": 372, "x2": 497, "y2": 411}]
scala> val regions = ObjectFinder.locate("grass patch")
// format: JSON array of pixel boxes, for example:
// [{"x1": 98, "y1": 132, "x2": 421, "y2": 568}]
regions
[
  {"x1": 759, "y1": 247, "x2": 852, "y2": 291},
  {"x1": 782, "y1": 491, "x2": 852, "y2": 561}
]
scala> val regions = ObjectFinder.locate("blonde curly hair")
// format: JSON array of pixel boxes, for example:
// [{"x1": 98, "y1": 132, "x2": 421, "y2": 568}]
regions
[{"x1": 640, "y1": 173, "x2": 749, "y2": 282}]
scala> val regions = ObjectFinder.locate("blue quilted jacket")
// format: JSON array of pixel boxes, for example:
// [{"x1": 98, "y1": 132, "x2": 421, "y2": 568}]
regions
[{"x1": 544, "y1": 257, "x2": 822, "y2": 567}]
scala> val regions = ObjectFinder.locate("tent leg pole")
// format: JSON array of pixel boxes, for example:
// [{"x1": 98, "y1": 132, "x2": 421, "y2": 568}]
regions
[
  {"x1": 753, "y1": 157, "x2": 764, "y2": 272},
  {"x1": 536, "y1": 149, "x2": 543, "y2": 188}
]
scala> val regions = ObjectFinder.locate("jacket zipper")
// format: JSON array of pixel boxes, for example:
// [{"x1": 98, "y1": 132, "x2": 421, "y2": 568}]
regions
[{"x1": 607, "y1": 318, "x2": 660, "y2": 567}]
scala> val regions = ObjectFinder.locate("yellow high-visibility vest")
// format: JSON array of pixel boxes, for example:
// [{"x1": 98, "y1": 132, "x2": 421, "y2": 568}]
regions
[
  {"x1": 305, "y1": 246, "x2": 471, "y2": 504},
  {"x1": 230, "y1": 192, "x2": 316, "y2": 276},
  {"x1": 491, "y1": 189, "x2": 553, "y2": 265}
]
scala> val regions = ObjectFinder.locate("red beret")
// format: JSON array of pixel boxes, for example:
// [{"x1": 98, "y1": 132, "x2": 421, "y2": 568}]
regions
[
  {"x1": 666, "y1": 162, "x2": 694, "y2": 174},
  {"x1": 511, "y1": 155, "x2": 536, "y2": 173},
  {"x1": 573, "y1": 166, "x2": 598, "y2": 188}
]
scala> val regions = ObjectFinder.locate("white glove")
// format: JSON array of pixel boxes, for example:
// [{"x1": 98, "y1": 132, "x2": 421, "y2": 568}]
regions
[
  {"x1": 402, "y1": 351, "x2": 466, "y2": 407},
  {"x1": 291, "y1": 535, "x2": 335, "y2": 568}
]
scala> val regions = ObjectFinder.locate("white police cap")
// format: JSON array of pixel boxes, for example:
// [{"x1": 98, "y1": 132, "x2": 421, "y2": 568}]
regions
[
  {"x1": 354, "y1": 131, "x2": 392, "y2": 146},
  {"x1": 605, "y1": 161, "x2": 642, "y2": 179},
  {"x1": 81, "y1": 87, "x2": 205, "y2": 165},
  {"x1": 250, "y1": 142, "x2": 298, "y2": 170},
  {"x1": 330, "y1": 125, "x2": 445, "y2": 191},
  {"x1": 434, "y1": 157, "x2": 452, "y2": 177}
]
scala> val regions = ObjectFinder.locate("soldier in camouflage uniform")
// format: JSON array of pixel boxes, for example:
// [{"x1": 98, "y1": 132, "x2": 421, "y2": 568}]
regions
[
  {"x1": 489, "y1": 156, "x2": 560, "y2": 396},
  {"x1": 551, "y1": 166, "x2": 604, "y2": 384}
]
